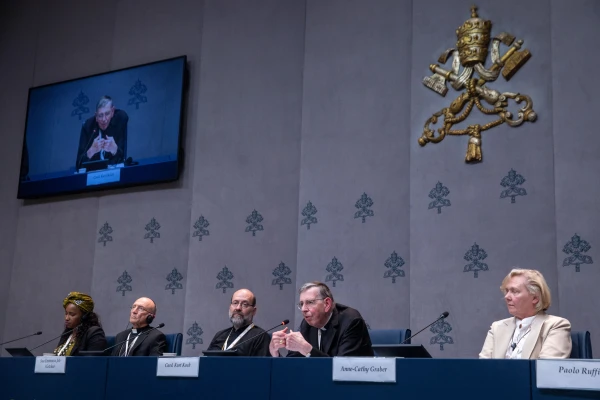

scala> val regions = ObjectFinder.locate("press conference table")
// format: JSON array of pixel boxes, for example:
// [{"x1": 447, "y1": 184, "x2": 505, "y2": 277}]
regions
[{"x1": 0, "y1": 357, "x2": 595, "y2": 400}]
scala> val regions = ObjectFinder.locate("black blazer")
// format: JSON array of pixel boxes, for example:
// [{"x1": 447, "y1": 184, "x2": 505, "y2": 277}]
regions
[
  {"x1": 111, "y1": 327, "x2": 167, "y2": 356},
  {"x1": 287, "y1": 303, "x2": 373, "y2": 357},
  {"x1": 76, "y1": 109, "x2": 128, "y2": 169},
  {"x1": 55, "y1": 326, "x2": 107, "y2": 356}
]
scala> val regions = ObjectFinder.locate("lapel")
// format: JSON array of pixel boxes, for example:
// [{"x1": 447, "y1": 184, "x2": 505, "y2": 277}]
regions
[
  {"x1": 495, "y1": 318, "x2": 516, "y2": 358},
  {"x1": 129, "y1": 329, "x2": 149, "y2": 355},
  {"x1": 321, "y1": 306, "x2": 339, "y2": 355},
  {"x1": 521, "y1": 313, "x2": 547, "y2": 359}
]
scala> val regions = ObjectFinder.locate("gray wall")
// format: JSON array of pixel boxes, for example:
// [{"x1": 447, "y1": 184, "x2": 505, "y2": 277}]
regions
[{"x1": 0, "y1": 0, "x2": 597, "y2": 358}]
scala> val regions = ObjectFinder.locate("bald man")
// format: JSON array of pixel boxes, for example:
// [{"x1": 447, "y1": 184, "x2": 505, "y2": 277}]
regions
[
  {"x1": 112, "y1": 297, "x2": 167, "y2": 356},
  {"x1": 206, "y1": 289, "x2": 271, "y2": 356}
]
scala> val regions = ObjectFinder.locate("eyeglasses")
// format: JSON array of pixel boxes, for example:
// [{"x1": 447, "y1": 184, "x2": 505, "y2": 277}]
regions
[
  {"x1": 231, "y1": 301, "x2": 255, "y2": 309},
  {"x1": 297, "y1": 298, "x2": 325, "y2": 310},
  {"x1": 96, "y1": 111, "x2": 112, "y2": 120},
  {"x1": 130, "y1": 305, "x2": 150, "y2": 313}
]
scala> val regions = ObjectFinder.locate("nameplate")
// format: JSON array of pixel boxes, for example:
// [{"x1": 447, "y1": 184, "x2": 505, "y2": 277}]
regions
[
  {"x1": 332, "y1": 357, "x2": 396, "y2": 382},
  {"x1": 156, "y1": 357, "x2": 199, "y2": 378},
  {"x1": 34, "y1": 356, "x2": 66, "y2": 374},
  {"x1": 86, "y1": 169, "x2": 120, "y2": 186},
  {"x1": 537, "y1": 359, "x2": 600, "y2": 391}
]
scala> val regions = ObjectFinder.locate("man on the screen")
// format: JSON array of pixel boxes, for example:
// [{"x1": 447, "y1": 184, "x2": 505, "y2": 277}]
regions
[{"x1": 76, "y1": 95, "x2": 128, "y2": 169}]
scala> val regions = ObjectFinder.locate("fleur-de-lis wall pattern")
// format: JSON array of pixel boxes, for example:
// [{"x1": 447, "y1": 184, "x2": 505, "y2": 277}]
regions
[
  {"x1": 463, "y1": 243, "x2": 489, "y2": 278},
  {"x1": 186, "y1": 322, "x2": 203, "y2": 349},
  {"x1": 430, "y1": 319, "x2": 454, "y2": 351}
]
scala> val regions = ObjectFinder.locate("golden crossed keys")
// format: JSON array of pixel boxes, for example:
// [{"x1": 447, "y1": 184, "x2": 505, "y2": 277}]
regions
[{"x1": 418, "y1": 6, "x2": 537, "y2": 162}]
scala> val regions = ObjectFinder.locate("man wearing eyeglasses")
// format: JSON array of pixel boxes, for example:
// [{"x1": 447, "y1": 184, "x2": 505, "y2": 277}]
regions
[
  {"x1": 112, "y1": 297, "x2": 167, "y2": 356},
  {"x1": 270, "y1": 282, "x2": 373, "y2": 357},
  {"x1": 76, "y1": 95, "x2": 128, "y2": 170},
  {"x1": 206, "y1": 289, "x2": 271, "y2": 356}
]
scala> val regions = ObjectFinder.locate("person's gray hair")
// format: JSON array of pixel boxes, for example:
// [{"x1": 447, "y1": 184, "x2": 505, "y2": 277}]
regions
[
  {"x1": 96, "y1": 95, "x2": 113, "y2": 110},
  {"x1": 299, "y1": 281, "x2": 334, "y2": 303}
]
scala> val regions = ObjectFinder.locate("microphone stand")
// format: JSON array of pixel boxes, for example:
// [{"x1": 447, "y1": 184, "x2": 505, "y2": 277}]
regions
[
  {"x1": 401, "y1": 312, "x2": 449, "y2": 344},
  {"x1": 29, "y1": 328, "x2": 75, "y2": 352},
  {"x1": 0, "y1": 331, "x2": 42, "y2": 346},
  {"x1": 230, "y1": 320, "x2": 290, "y2": 350}
]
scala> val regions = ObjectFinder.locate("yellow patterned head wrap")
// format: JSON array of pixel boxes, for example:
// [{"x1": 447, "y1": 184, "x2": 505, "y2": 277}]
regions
[{"x1": 63, "y1": 292, "x2": 94, "y2": 313}]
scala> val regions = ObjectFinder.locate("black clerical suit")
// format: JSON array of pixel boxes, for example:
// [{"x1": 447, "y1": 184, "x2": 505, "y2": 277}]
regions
[
  {"x1": 76, "y1": 109, "x2": 128, "y2": 169},
  {"x1": 112, "y1": 325, "x2": 167, "y2": 356},
  {"x1": 207, "y1": 324, "x2": 271, "y2": 356},
  {"x1": 55, "y1": 326, "x2": 107, "y2": 356},
  {"x1": 287, "y1": 303, "x2": 373, "y2": 357}
]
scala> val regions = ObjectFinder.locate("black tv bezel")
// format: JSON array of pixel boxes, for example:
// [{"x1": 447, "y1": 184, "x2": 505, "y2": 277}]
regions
[{"x1": 16, "y1": 54, "x2": 188, "y2": 200}]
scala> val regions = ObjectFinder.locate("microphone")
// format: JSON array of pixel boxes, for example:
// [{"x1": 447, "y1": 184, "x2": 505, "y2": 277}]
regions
[
  {"x1": 77, "y1": 128, "x2": 99, "y2": 170},
  {"x1": 108, "y1": 323, "x2": 165, "y2": 356},
  {"x1": 230, "y1": 319, "x2": 290, "y2": 350},
  {"x1": 401, "y1": 311, "x2": 450, "y2": 344},
  {"x1": 0, "y1": 331, "x2": 42, "y2": 346},
  {"x1": 29, "y1": 328, "x2": 75, "y2": 352}
]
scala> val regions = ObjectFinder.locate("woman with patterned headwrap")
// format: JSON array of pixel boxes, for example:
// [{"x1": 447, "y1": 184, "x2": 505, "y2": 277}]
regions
[{"x1": 53, "y1": 292, "x2": 107, "y2": 356}]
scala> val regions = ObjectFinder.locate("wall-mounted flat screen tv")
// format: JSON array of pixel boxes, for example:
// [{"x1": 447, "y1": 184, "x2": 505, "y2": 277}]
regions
[{"x1": 17, "y1": 55, "x2": 187, "y2": 199}]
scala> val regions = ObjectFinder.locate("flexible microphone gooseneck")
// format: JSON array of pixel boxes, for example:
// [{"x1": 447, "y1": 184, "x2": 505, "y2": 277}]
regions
[
  {"x1": 230, "y1": 319, "x2": 290, "y2": 350},
  {"x1": 0, "y1": 331, "x2": 42, "y2": 346},
  {"x1": 77, "y1": 128, "x2": 99, "y2": 170},
  {"x1": 29, "y1": 328, "x2": 76, "y2": 352},
  {"x1": 108, "y1": 323, "x2": 166, "y2": 356},
  {"x1": 401, "y1": 311, "x2": 450, "y2": 344}
]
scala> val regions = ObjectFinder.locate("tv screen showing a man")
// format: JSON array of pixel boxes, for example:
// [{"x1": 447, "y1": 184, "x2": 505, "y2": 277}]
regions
[{"x1": 76, "y1": 95, "x2": 128, "y2": 170}]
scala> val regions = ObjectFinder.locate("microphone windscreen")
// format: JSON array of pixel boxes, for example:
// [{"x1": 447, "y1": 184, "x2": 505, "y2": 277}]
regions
[
  {"x1": 441, "y1": 311, "x2": 450, "y2": 318},
  {"x1": 36, "y1": 331, "x2": 43, "y2": 335},
  {"x1": 158, "y1": 323, "x2": 165, "y2": 328},
  {"x1": 282, "y1": 319, "x2": 290, "y2": 325}
]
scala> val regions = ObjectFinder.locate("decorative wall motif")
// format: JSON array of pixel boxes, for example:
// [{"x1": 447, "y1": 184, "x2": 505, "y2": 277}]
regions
[
  {"x1": 165, "y1": 268, "x2": 184, "y2": 294},
  {"x1": 500, "y1": 169, "x2": 527, "y2": 203},
  {"x1": 463, "y1": 243, "x2": 489, "y2": 278},
  {"x1": 216, "y1": 266, "x2": 234, "y2": 293},
  {"x1": 428, "y1": 182, "x2": 451, "y2": 214},
  {"x1": 186, "y1": 322, "x2": 203, "y2": 349},
  {"x1": 300, "y1": 201, "x2": 318, "y2": 229},
  {"x1": 325, "y1": 257, "x2": 344, "y2": 287},
  {"x1": 430, "y1": 319, "x2": 454, "y2": 350},
  {"x1": 272, "y1": 261, "x2": 292, "y2": 290},
  {"x1": 98, "y1": 222, "x2": 113, "y2": 246},
  {"x1": 383, "y1": 251, "x2": 405, "y2": 283},
  {"x1": 192, "y1": 215, "x2": 210, "y2": 241},
  {"x1": 419, "y1": 6, "x2": 536, "y2": 162},
  {"x1": 245, "y1": 210, "x2": 264, "y2": 236},
  {"x1": 71, "y1": 91, "x2": 90, "y2": 120},
  {"x1": 562, "y1": 234, "x2": 594, "y2": 272},
  {"x1": 117, "y1": 271, "x2": 133, "y2": 296},
  {"x1": 354, "y1": 192, "x2": 374, "y2": 223},
  {"x1": 128, "y1": 79, "x2": 148, "y2": 109},
  {"x1": 144, "y1": 217, "x2": 161, "y2": 243}
]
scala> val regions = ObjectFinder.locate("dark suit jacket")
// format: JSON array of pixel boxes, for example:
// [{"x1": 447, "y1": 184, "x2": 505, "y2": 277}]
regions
[
  {"x1": 76, "y1": 109, "x2": 128, "y2": 169},
  {"x1": 207, "y1": 324, "x2": 271, "y2": 356},
  {"x1": 287, "y1": 303, "x2": 373, "y2": 357},
  {"x1": 112, "y1": 327, "x2": 167, "y2": 356},
  {"x1": 55, "y1": 326, "x2": 107, "y2": 356}
]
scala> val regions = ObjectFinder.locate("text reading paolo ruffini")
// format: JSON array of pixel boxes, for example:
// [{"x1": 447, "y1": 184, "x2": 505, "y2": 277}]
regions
[
  {"x1": 537, "y1": 359, "x2": 600, "y2": 391},
  {"x1": 34, "y1": 356, "x2": 66, "y2": 374},
  {"x1": 333, "y1": 358, "x2": 396, "y2": 382}
]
